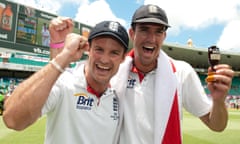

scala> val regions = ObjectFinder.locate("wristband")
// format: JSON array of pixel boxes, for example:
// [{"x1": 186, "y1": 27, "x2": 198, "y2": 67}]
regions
[
  {"x1": 50, "y1": 59, "x2": 65, "y2": 73},
  {"x1": 49, "y1": 41, "x2": 64, "y2": 49}
]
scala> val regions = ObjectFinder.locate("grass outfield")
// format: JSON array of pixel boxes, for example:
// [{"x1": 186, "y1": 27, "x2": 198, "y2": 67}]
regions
[
  {"x1": 182, "y1": 109, "x2": 240, "y2": 144},
  {"x1": 0, "y1": 117, "x2": 46, "y2": 144},
  {"x1": 0, "y1": 109, "x2": 239, "y2": 144}
]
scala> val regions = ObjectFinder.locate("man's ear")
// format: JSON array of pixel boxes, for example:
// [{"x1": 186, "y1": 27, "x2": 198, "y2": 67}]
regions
[
  {"x1": 129, "y1": 28, "x2": 134, "y2": 41},
  {"x1": 163, "y1": 31, "x2": 167, "y2": 39}
]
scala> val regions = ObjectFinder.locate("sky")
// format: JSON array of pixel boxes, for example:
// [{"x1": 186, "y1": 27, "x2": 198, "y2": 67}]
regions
[{"x1": 11, "y1": 0, "x2": 240, "y2": 52}]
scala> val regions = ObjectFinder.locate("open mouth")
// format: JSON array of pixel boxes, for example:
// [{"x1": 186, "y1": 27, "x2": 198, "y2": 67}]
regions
[
  {"x1": 96, "y1": 64, "x2": 110, "y2": 71},
  {"x1": 143, "y1": 46, "x2": 155, "y2": 54}
]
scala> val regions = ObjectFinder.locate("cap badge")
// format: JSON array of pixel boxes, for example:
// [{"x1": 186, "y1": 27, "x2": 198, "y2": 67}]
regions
[
  {"x1": 108, "y1": 22, "x2": 119, "y2": 32},
  {"x1": 148, "y1": 5, "x2": 158, "y2": 13}
]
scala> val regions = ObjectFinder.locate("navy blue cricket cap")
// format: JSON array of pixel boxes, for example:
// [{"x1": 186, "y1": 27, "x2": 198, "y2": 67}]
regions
[
  {"x1": 131, "y1": 4, "x2": 170, "y2": 27},
  {"x1": 88, "y1": 21, "x2": 129, "y2": 51}
]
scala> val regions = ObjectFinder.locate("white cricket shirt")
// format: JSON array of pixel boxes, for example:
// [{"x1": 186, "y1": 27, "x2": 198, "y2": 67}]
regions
[
  {"x1": 119, "y1": 59, "x2": 212, "y2": 144},
  {"x1": 41, "y1": 64, "x2": 120, "y2": 144}
]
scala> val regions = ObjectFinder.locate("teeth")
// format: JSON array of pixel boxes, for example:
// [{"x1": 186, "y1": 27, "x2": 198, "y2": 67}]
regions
[
  {"x1": 97, "y1": 64, "x2": 110, "y2": 70},
  {"x1": 143, "y1": 46, "x2": 154, "y2": 50}
]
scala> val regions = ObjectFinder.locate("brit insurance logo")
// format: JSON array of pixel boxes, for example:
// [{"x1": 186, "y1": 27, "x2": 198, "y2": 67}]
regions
[{"x1": 75, "y1": 93, "x2": 94, "y2": 110}]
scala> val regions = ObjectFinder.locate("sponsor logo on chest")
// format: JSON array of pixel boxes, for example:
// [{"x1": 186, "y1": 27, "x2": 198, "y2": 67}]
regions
[
  {"x1": 74, "y1": 93, "x2": 120, "y2": 121},
  {"x1": 75, "y1": 93, "x2": 94, "y2": 110}
]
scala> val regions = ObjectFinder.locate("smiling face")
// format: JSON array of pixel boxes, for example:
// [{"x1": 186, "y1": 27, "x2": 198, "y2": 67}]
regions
[
  {"x1": 85, "y1": 36, "x2": 126, "y2": 88},
  {"x1": 130, "y1": 23, "x2": 167, "y2": 73}
]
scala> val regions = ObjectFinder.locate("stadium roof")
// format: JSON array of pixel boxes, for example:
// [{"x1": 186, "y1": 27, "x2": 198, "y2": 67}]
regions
[{"x1": 162, "y1": 43, "x2": 240, "y2": 75}]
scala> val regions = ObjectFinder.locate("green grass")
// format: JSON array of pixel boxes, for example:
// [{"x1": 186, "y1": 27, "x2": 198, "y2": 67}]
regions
[
  {"x1": 0, "y1": 110, "x2": 239, "y2": 144},
  {"x1": 0, "y1": 117, "x2": 46, "y2": 144},
  {"x1": 182, "y1": 109, "x2": 240, "y2": 144}
]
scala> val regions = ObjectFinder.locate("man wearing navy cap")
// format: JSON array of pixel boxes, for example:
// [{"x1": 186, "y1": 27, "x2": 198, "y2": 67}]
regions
[
  {"x1": 111, "y1": 4, "x2": 234, "y2": 144},
  {"x1": 3, "y1": 20, "x2": 129, "y2": 144}
]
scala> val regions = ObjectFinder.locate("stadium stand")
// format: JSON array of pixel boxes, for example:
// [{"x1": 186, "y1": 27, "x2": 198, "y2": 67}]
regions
[
  {"x1": 231, "y1": 77, "x2": 240, "y2": 95},
  {"x1": 9, "y1": 52, "x2": 48, "y2": 66},
  {"x1": 199, "y1": 73, "x2": 240, "y2": 96},
  {"x1": 9, "y1": 57, "x2": 47, "y2": 66}
]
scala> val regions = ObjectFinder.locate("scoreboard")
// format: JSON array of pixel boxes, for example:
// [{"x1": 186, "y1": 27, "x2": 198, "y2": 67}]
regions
[{"x1": 0, "y1": 0, "x2": 92, "y2": 56}]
